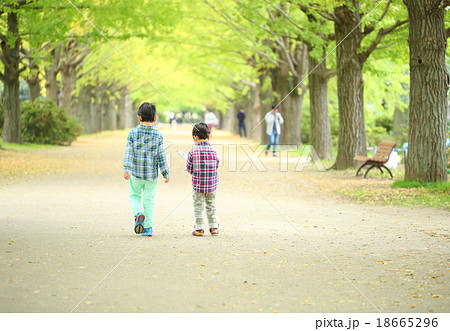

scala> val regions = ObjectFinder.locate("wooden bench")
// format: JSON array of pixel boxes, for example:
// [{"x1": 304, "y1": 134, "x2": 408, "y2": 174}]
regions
[{"x1": 354, "y1": 141, "x2": 397, "y2": 179}]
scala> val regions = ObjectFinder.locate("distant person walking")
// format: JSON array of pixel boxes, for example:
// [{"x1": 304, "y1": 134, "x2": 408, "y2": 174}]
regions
[
  {"x1": 264, "y1": 105, "x2": 284, "y2": 156},
  {"x1": 237, "y1": 109, "x2": 247, "y2": 138},
  {"x1": 205, "y1": 108, "x2": 219, "y2": 136}
]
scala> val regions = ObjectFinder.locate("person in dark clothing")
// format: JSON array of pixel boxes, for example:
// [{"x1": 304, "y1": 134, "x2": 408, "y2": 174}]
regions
[{"x1": 237, "y1": 109, "x2": 247, "y2": 138}]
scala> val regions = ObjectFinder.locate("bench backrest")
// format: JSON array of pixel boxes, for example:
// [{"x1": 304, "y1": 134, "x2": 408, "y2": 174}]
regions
[{"x1": 373, "y1": 141, "x2": 397, "y2": 162}]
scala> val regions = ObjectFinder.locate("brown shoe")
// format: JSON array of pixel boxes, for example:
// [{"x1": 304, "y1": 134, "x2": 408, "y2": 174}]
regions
[
  {"x1": 209, "y1": 228, "x2": 219, "y2": 235},
  {"x1": 192, "y1": 229, "x2": 204, "y2": 236}
]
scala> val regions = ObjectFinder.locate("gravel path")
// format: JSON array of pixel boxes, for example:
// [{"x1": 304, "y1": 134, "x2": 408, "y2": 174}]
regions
[{"x1": 0, "y1": 127, "x2": 448, "y2": 313}]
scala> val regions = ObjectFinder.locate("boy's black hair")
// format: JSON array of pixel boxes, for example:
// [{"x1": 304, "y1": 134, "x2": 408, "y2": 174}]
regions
[
  {"x1": 192, "y1": 122, "x2": 210, "y2": 140},
  {"x1": 271, "y1": 104, "x2": 278, "y2": 110},
  {"x1": 138, "y1": 102, "x2": 156, "y2": 122}
]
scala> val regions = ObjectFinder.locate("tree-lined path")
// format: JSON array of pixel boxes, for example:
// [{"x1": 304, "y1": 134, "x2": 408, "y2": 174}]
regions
[{"x1": 0, "y1": 127, "x2": 448, "y2": 313}]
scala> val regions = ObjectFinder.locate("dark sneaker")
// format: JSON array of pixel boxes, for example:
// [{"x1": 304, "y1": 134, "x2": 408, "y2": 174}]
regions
[
  {"x1": 192, "y1": 229, "x2": 204, "y2": 236},
  {"x1": 134, "y1": 213, "x2": 145, "y2": 234},
  {"x1": 141, "y1": 227, "x2": 153, "y2": 237},
  {"x1": 209, "y1": 228, "x2": 219, "y2": 235}
]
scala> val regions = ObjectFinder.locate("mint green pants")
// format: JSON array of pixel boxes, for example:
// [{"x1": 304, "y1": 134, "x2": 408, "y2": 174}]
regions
[{"x1": 129, "y1": 175, "x2": 157, "y2": 228}]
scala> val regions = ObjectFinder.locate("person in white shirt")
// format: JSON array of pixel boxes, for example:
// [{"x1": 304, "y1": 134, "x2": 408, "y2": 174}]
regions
[
  {"x1": 204, "y1": 108, "x2": 219, "y2": 137},
  {"x1": 264, "y1": 105, "x2": 284, "y2": 156}
]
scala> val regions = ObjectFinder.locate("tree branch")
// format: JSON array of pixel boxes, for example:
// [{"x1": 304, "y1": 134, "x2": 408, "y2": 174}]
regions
[
  {"x1": 375, "y1": 41, "x2": 396, "y2": 50},
  {"x1": 359, "y1": 19, "x2": 408, "y2": 63},
  {"x1": 264, "y1": 0, "x2": 303, "y2": 32},
  {"x1": 363, "y1": 0, "x2": 392, "y2": 36},
  {"x1": 378, "y1": 0, "x2": 392, "y2": 22},
  {"x1": 298, "y1": 3, "x2": 335, "y2": 22},
  {"x1": 73, "y1": 47, "x2": 91, "y2": 68},
  {"x1": 0, "y1": 34, "x2": 16, "y2": 75},
  {"x1": 322, "y1": 69, "x2": 337, "y2": 80},
  {"x1": 275, "y1": 37, "x2": 298, "y2": 78},
  {"x1": 0, "y1": 0, "x2": 32, "y2": 15},
  {"x1": 240, "y1": 79, "x2": 256, "y2": 88},
  {"x1": 216, "y1": 88, "x2": 234, "y2": 102},
  {"x1": 440, "y1": 1, "x2": 450, "y2": 9}
]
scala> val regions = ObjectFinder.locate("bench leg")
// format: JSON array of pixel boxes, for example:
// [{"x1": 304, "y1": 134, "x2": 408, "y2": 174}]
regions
[
  {"x1": 378, "y1": 166, "x2": 383, "y2": 173},
  {"x1": 381, "y1": 166, "x2": 394, "y2": 179},
  {"x1": 364, "y1": 165, "x2": 376, "y2": 178},
  {"x1": 356, "y1": 162, "x2": 368, "y2": 176}
]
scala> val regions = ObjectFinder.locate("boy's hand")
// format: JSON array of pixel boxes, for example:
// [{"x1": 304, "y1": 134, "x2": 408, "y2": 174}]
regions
[
  {"x1": 123, "y1": 172, "x2": 130, "y2": 180},
  {"x1": 165, "y1": 177, "x2": 170, "y2": 183}
]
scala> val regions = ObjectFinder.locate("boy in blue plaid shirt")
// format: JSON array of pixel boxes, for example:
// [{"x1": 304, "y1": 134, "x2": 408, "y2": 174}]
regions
[{"x1": 123, "y1": 102, "x2": 170, "y2": 237}]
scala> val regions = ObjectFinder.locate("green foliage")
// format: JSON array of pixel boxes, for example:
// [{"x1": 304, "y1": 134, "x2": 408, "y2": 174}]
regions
[
  {"x1": 392, "y1": 180, "x2": 450, "y2": 192},
  {"x1": 301, "y1": 101, "x2": 311, "y2": 144},
  {"x1": 365, "y1": 126, "x2": 391, "y2": 147},
  {"x1": 21, "y1": 100, "x2": 83, "y2": 145},
  {"x1": 0, "y1": 103, "x2": 3, "y2": 136},
  {"x1": 447, "y1": 145, "x2": 450, "y2": 169},
  {"x1": 375, "y1": 114, "x2": 393, "y2": 133}
]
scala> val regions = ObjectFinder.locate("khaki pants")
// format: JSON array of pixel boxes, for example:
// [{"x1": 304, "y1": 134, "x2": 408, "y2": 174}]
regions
[{"x1": 193, "y1": 191, "x2": 218, "y2": 230}]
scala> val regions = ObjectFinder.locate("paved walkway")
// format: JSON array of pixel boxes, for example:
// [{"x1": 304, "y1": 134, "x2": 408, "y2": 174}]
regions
[{"x1": 0, "y1": 127, "x2": 448, "y2": 312}]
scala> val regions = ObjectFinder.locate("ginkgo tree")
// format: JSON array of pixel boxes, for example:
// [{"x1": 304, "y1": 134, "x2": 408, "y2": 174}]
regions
[{"x1": 0, "y1": 0, "x2": 180, "y2": 143}]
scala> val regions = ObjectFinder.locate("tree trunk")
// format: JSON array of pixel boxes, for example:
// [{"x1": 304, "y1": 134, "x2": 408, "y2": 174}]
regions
[
  {"x1": 230, "y1": 103, "x2": 238, "y2": 134},
  {"x1": 1, "y1": 12, "x2": 22, "y2": 143},
  {"x1": 59, "y1": 63, "x2": 77, "y2": 115},
  {"x1": 393, "y1": 105, "x2": 408, "y2": 137},
  {"x1": 270, "y1": 59, "x2": 292, "y2": 143},
  {"x1": 116, "y1": 92, "x2": 125, "y2": 130},
  {"x1": 290, "y1": 43, "x2": 308, "y2": 147},
  {"x1": 334, "y1": 3, "x2": 367, "y2": 169},
  {"x1": 308, "y1": 50, "x2": 333, "y2": 160},
  {"x1": 251, "y1": 79, "x2": 262, "y2": 140},
  {"x1": 403, "y1": 0, "x2": 449, "y2": 182},
  {"x1": 76, "y1": 84, "x2": 92, "y2": 133},
  {"x1": 100, "y1": 85, "x2": 109, "y2": 131},
  {"x1": 44, "y1": 47, "x2": 60, "y2": 104},
  {"x1": 25, "y1": 57, "x2": 41, "y2": 102},
  {"x1": 26, "y1": 75, "x2": 41, "y2": 102},
  {"x1": 117, "y1": 91, "x2": 125, "y2": 130},
  {"x1": 103, "y1": 91, "x2": 117, "y2": 131},
  {"x1": 91, "y1": 82, "x2": 102, "y2": 133},
  {"x1": 224, "y1": 103, "x2": 234, "y2": 132},
  {"x1": 291, "y1": 87, "x2": 304, "y2": 147},
  {"x1": 124, "y1": 90, "x2": 135, "y2": 128},
  {"x1": 2, "y1": 79, "x2": 21, "y2": 143}
]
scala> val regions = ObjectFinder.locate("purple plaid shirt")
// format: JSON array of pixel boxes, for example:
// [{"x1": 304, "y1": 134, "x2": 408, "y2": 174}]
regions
[{"x1": 186, "y1": 141, "x2": 219, "y2": 193}]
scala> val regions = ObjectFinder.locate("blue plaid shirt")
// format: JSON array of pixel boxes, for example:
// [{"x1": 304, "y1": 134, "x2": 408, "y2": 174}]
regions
[{"x1": 123, "y1": 125, "x2": 169, "y2": 180}]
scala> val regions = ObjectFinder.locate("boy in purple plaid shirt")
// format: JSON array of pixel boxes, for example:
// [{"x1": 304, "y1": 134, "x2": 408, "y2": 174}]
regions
[{"x1": 186, "y1": 123, "x2": 219, "y2": 236}]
